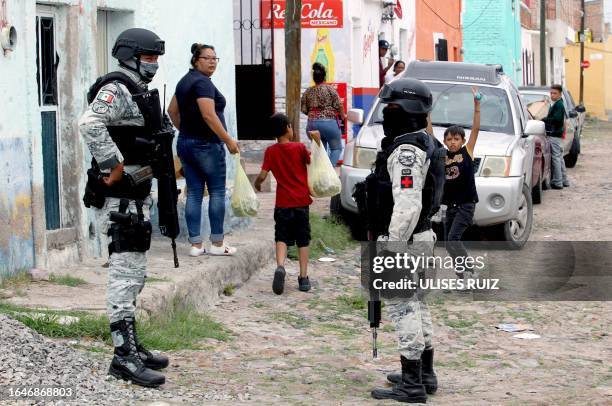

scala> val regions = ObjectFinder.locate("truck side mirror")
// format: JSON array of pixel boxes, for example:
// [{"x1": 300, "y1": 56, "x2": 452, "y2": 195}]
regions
[
  {"x1": 524, "y1": 120, "x2": 545, "y2": 137},
  {"x1": 347, "y1": 108, "x2": 364, "y2": 125}
]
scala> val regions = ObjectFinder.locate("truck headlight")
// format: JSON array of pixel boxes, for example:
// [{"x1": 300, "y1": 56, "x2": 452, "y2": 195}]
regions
[
  {"x1": 480, "y1": 156, "x2": 511, "y2": 177},
  {"x1": 353, "y1": 146, "x2": 377, "y2": 169}
]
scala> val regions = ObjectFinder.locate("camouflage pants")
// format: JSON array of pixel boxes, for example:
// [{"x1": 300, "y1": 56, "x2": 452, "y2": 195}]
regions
[
  {"x1": 386, "y1": 297, "x2": 433, "y2": 360},
  {"x1": 95, "y1": 196, "x2": 152, "y2": 323},
  {"x1": 385, "y1": 229, "x2": 436, "y2": 360}
]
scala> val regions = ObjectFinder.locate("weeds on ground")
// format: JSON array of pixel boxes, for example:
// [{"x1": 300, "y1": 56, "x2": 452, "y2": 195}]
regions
[
  {"x1": 49, "y1": 274, "x2": 87, "y2": 287},
  {"x1": 145, "y1": 276, "x2": 171, "y2": 283},
  {"x1": 139, "y1": 304, "x2": 230, "y2": 350},
  {"x1": 0, "y1": 302, "x2": 109, "y2": 341},
  {"x1": 0, "y1": 271, "x2": 31, "y2": 295},
  {"x1": 0, "y1": 300, "x2": 230, "y2": 351},
  {"x1": 223, "y1": 284, "x2": 235, "y2": 296},
  {"x1": 288, "y1": 213, "x2": 356, "y2": 260}
]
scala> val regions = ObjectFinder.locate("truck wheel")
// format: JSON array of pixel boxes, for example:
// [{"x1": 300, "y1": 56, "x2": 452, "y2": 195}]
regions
[
  {"x1": 499, "y1": 184, "x2": 533, "y2": 250},
  {"x1": 564, "y1": 136, "x2": 579, "y2": 168},
  {"x1": 532, "y1": 174, "x2": 543, "y2": 204}
]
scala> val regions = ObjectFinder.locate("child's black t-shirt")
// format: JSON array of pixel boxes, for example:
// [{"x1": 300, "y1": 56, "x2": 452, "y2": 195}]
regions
[{"x1": 443, "y1": 146, "x2": 479, "y2": 205}]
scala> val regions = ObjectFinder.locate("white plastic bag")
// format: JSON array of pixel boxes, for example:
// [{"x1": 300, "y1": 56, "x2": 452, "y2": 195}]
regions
[
  {"x1": 307, "y1": 141, "x2": 341, "y2": 198},
  {"x1": 231, "y1": 155, "x2": 259, "y2": 217}
]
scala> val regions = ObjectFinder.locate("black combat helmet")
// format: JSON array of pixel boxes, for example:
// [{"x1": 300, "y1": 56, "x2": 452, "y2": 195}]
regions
[
  {"x1": 112, "y1": 28, "x2": 165, "y2": 60},
  {"x1": 111, "y1": 28, "x2": 165, "y2": 81},
  {"x1": 379, "y1": 78, "x2": 433, "y2": 114}
]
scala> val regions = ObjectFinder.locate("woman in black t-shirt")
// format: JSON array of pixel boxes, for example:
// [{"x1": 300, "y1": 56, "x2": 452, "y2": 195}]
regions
[
  {"x1": 440, "y1": 87, "x2": 481, "y2": 277},
  {"x1": 168, "y1": 44, "x2": 240, "y2": 257}
]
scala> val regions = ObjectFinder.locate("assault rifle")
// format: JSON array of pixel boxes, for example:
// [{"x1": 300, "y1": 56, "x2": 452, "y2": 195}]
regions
[{"x1": 132, "y1": 86, "x2": 180, "y2": 268}]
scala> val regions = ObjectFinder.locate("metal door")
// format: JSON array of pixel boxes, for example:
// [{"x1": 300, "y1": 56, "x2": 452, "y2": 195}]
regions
[
  {"x1": 36, "y1": 6, "x2": 62, "y2": 230},
  {"x1": 234, "y1": 0, "x2": 275, "y2": 140}
]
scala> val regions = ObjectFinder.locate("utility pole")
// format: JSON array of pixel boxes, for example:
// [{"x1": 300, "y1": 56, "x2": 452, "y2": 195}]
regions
[
  {"x1": 540, "y1": 0, "x2": 547, "y2": 85},
  {"x1": 579, "y1": 0, "x2": 585, "y2": 104},
  {"x1": 285, "y1": 0, "x2": 302, "y2": 141}
]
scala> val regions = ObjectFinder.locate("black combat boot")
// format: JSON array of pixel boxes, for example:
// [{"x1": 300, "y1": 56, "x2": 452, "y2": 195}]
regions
[
  {"x1": 109, "y1": 319, "x2": 165, "y2": 388},
  {"x1": 420, "y1": 348, "x2": 438, "y2": 394},
  {"x1": 372, "y1": 356, "x2": 427, "y2": 403},
  {"x1": 387, "y1": 348, "x2": 438, "y2": 394},
  {"x1": 126, "y1": 316, "x2": 170, "y2": 370}
]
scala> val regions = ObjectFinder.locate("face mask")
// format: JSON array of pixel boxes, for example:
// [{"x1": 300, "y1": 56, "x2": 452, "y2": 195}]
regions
[
  {"x1": 382, "y1": 106, "x2": 407, "y2": 138},
  {"x1": 139, "y1": 61, "x2": 159, "y2": 82}
]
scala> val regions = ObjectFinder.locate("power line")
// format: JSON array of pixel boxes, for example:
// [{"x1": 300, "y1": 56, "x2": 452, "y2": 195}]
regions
[
  {"x1": 463, "y1": 0, "x2": 496, "y2": 30},
  {"x1": 421, "y1": 0, "x2": 461, "y2": 30},
  {"x1": 421, "y1": 0, "x2": 496, "y2": 31}
]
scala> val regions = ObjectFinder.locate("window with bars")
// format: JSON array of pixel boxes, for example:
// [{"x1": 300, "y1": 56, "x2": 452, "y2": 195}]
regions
[{"x1": 36, "y1": 16, "x2": 58, "y2": 106}]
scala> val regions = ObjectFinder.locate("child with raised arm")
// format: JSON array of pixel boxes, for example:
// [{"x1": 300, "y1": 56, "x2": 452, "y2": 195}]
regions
[{"x1": 440, "y1": 87, "x2": 481, "y2": 278}]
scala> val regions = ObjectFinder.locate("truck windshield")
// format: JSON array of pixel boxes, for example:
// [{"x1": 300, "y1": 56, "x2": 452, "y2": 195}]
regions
[{"x1": 369, "y1": 82, "x2": 515, "y2": 135}]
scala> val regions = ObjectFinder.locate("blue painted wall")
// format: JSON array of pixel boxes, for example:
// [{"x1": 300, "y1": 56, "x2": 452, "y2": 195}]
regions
[
  {"x1": 0, "y1": 138, "x2": 35, "y2": 276},
  {"x1": 463, "y1": 0, "x2": 523, "y2": 85}
]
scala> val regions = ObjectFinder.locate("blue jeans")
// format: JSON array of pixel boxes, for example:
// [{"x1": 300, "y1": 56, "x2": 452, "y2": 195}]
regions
[
  {"x1": 549, "y1": 136, "x2": 569, "y2": 187},
  {"x1": 177, "y1": 136, "x2": 226, "y2": 244},
  {"x1": 307, "y1": 119, "x2": 342, "y2": 166}
]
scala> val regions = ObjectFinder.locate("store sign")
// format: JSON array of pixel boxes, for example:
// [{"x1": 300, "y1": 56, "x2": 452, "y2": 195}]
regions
[
  {"x1": 394, "y1": 0, "x2": 403, "y2": 19},
  {"x1": 262, "y1": 0, "x2": 344, "y2": 29}
]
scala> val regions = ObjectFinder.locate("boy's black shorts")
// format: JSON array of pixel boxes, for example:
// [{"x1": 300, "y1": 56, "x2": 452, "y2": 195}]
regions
[{"x1": 274, "y1": 206, "x2": 311, "y2": 248}]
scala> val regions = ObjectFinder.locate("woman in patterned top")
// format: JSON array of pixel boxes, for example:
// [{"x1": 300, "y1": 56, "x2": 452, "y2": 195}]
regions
[{"x1": 301, "y1": 63, "x2": 346, "y2": 166}]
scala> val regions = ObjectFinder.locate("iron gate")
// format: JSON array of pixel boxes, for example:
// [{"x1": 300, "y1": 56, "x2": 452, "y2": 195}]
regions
[{"x1": 234, "y1": 0, "x2": 274, "y2": 140}]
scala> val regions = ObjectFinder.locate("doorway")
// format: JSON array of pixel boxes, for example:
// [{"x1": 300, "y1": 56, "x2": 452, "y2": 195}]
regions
[
  {"x1": 234, "y1": 0, "x2": 274, "y2": 140},
  {"x1": 36, "y1": 6, "x2": 61, "y2": 230}
]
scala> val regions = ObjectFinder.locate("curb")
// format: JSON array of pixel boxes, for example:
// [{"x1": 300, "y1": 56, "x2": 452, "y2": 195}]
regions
[{"x1": 138, "y1": 238, "x2": 275, "y2": 318}]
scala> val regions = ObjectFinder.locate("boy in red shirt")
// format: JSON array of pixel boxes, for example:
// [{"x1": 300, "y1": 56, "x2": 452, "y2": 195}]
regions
[{"x1": 255, "y1": 113, "x2": 318, "y2": 294}]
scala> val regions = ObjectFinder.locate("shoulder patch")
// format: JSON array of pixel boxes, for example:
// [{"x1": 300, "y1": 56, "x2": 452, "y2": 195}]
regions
[
  {"x1": 92, "y1": 101, "x2": 110, "y2": 114},
  {"x1": 402, "y1": 168, "x2": 412, "y2": 175},
  {"x1": 398, "y1": 149, "x2": 417, "y2": 167},
  {"x1": 97, "y1": 90, "x2": 115, "y2": 105}
]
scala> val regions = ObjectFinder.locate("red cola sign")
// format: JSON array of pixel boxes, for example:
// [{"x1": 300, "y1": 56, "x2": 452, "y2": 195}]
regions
[{"x1": 262, "y1": 0, "x2": 344, "y2": 29}]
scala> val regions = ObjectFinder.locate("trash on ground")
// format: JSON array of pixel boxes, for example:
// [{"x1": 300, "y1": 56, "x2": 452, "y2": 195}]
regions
[
  {"x1": 317, "y1": 239, "x2": 336, "y2": 254},
  {"x1": 318, "y1": 257, "x2": 336, "y2": 262},
  {"x1": 513, "y1": 333, "x2": 541, "y2": 340},
  {"x1": 496, "y1": 323, "x2": 534, "y2": 333}
]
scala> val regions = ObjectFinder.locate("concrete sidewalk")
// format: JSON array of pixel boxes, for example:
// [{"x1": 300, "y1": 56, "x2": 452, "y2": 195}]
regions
[
  {"x1": 6, "y1": 188, "x2": 280, "y2": 317},
  {"x1": 6, "y1": 163, "x2": 331, "y2": 317}
]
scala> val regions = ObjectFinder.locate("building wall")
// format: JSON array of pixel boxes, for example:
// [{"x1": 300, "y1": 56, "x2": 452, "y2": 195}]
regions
[
  {"x1": 586, "y1": 0, "x2": 605, "y2": 41},
  {"x1": 463, "y1": 0, "x2": 522, "y2": 84},
  {"x1": 564, "y1": 37, "x2": 612, "y2": 120},
  {"x1": 0, "y1": 1, "x2": 42, "y2": 276},
  {"x1": 415, "y1": 0, "x2": 462, "y2": 61},
  {"x1": 0, "y1": 0, "x2": 237, "y2": 277}
]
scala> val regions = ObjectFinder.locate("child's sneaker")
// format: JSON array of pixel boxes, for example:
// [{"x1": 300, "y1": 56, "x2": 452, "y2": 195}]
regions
[
  {"x1": 272, "y1": 266, "x2": 286, "y2": 295},
  {"x1": 298, "y1": 276, "x2": 311, "y2": 292}
]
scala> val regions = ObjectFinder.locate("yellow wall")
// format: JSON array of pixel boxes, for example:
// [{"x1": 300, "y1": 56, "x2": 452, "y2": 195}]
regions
[{"x1": 564, "y1": 38, "x2": 612, "y2": 121}]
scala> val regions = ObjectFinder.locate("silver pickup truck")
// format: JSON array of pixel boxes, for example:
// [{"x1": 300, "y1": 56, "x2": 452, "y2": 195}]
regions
[{"x1": 334, "y1": 61, "x2": 546, "y2": 249}]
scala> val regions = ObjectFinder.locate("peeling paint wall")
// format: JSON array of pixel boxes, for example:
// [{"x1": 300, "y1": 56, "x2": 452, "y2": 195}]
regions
[
  {"x1": 0, "y1": 138, "x2": 35, "y2": 275},
  {"x1": 0, "y1": 1, "x2": 38, "y2": 278}
]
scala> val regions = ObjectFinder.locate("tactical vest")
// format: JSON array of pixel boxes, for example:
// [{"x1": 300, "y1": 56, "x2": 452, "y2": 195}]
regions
[
  {"x1": 353, "y1": 131, "x2": 445, "y2": 241},
  {"x1": 85, "y1": 72, "x2": 161, "y2": 202}
]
